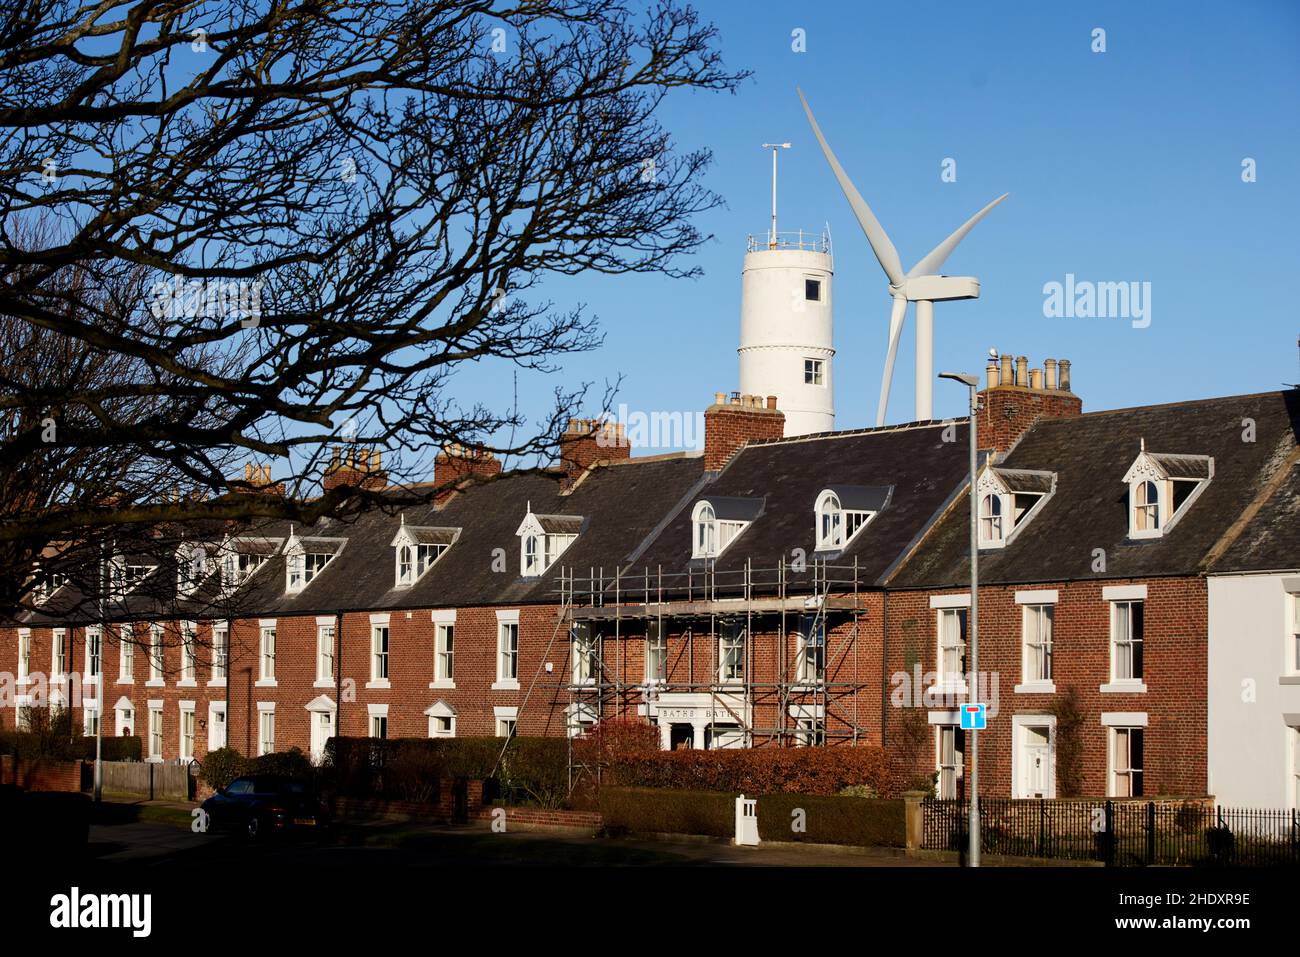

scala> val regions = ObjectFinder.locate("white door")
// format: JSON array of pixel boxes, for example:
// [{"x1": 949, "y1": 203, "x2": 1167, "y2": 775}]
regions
[
  {"x1": 1021, "y1": 725, "x2": 1052, "y2": 798},
  {"x1": 208, "y1": 708, "x2": 226, "y2": 752},
  {"x1": 310, "y1": 710, "x2": 334, "y2": 763}
]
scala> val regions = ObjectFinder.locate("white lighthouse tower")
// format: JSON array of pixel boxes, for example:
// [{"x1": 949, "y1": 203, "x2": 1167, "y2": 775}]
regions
[{"x1": 738, "y1": 145, "x2": 834, "y2": 437}]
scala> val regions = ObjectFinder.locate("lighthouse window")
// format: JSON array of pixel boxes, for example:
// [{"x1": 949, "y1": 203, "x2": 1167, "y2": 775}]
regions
[
  {"x1": 804, "y1": 358, "x2": 824, "y2": 386},
  {"x1": 804, "y1": 278, "x2": 821, "y2": 301}
]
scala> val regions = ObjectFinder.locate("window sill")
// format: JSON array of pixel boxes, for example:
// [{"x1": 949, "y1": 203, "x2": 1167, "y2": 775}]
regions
[
  {"x1": 491, "y1": 680, "x2": 520, "y2": 691},
  {"x1": 314, "y1": 679, "x2": 336, "y2": 689},
  {"x1": 429, "y1": 680, "x2": 456, "y2": 690},
  {"x1": 116, "y1": 678, "x2": 135, "y2": 685},
  {"x1": 176, "y1": 679, "x2": 197, "y2": 688},
  {"x1": 365, "y1": 680, "x2": 391, "y2": 690},
  {"x1": 1279, "y1": 676, "x2": 1300, "y2": 686},
  {"x1": 926, "y1": 683, "x2": 969, "y2": 699},
  {"x1": 790, "y1": 683, "x2": 827, "y2": 693},
  {"x1": 207, "y1": 679, "x2": 227, "y2": 688},
  {"x1": 145, "y1": 679, "x2": 165, "y2": 688},
  {"x1": 145, "y1": 756, "x2": 163, "y2": 764},
  {"x1": 254, "y1": 679, "x2": 277, "y2": 688},
  {"x1": 1014, "y1": 681, "x2": 1057, "y2": 695},
  {"x1": 1099, "y1": 681, "x2": 1147, "y2": 694}
]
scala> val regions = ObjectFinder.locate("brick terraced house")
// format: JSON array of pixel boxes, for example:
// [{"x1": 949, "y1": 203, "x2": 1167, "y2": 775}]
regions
[{"x1": 3, "y1": 357, "x2": 1298, "y2": 804}]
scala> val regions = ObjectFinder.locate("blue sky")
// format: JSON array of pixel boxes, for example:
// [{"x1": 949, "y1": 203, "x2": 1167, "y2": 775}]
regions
[{"x1": 467, "y1": 0, "x2": 1300, "y2": 452}]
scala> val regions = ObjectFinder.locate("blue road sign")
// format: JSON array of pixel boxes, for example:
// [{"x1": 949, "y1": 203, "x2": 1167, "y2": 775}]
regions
[{"x1": 961, "y1": 703, "x2": 987, "y2": 731}]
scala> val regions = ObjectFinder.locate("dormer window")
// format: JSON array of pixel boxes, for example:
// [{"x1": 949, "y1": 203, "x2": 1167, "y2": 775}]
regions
[
  {"x1": 218, "y1": 539, "x2": 273, "y2": 597},
  {"x1": 32, "y1": 567, "x2": 68, "y2": 605},
  {"x1": 976, "y1": 467, "x2": 1056, "y2": 549},
  {"x1": 391, "y1": 521, "x2": 457, "y2": 588},
  {"x1": 108, "y1": 557, "x2": 156, "y2": 599},
  {"x1": 516, "y1": 508, "x2": 581, "y2": 577},
  {"x1": 177, "y1": 544, "x2": 210, "y2": 599},
  {"x1": 813, "y1": 486, "x2": 889, "y2": 551},
  {"x1": 284, "y1": 533, "x2": 346, "y2": 594},
  {"x1": 691, "y1": 496, "x2": 763, "y2": 559},
  {"x1": 1122, "y1": 445, "x2": 1213, "y2": 540}
]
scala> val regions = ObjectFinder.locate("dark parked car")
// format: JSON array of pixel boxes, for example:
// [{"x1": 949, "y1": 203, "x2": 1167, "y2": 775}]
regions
[{"x1": 201, "y1": 775, "x2": 330, "y2": 838}]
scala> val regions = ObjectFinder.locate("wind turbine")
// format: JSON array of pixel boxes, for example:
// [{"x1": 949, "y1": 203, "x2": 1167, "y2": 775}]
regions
[{"x1": 797, "y1": 87, "x2": 1008, "y2": 425}]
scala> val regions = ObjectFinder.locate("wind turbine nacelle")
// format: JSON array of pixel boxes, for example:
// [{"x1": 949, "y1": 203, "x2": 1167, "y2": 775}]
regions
[{"x1": 903, "y1": 275, "x2": 980, "y2": 302}]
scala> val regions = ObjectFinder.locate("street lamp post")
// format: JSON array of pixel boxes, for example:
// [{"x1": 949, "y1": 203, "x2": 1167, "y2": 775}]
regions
[{"x1": 940, "y1": 371, "x2": 980, "y2": 867}]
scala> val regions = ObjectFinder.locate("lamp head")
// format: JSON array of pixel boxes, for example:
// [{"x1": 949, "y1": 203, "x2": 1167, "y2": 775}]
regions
[{"x1": 939, "y1": 372, "x2": 979, "y2": 388}]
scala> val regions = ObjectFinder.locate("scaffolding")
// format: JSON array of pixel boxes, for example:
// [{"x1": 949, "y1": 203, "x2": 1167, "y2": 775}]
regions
[{"x1": 546, "y1": 558, "x2": 870, "y2": 790}]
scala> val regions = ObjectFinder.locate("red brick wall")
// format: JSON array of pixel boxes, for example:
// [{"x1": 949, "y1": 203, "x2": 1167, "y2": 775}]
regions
[
  {"x1": 703, "y1": 399, "x2": 785, "y2": 471},
  {"x1": 0, "y1": 755, "x2": 82, "y2": 792},
  {"x1": 882, "y1": 577, "x2": 1208, "y2": 798},
  {"x1": 977, "y1": 385, "x2": 1082, "y2": 454}
]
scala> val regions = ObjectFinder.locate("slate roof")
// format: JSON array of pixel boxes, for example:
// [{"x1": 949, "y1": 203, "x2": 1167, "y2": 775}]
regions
[
  {"x1": 889, "y1": 390, "x2": 1300, "y2": 589},
  {"x1": 629, "y1": 420, "x2": 971, "y2": 592},
  {"x1": 1208, "y1": 446, "x2": 1300, "y2": 574}
]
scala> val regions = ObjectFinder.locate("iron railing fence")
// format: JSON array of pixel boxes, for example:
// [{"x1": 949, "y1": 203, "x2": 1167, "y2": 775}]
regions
[{"x1": 923, "y1": 798, "x2": 1300, "y2": 866}]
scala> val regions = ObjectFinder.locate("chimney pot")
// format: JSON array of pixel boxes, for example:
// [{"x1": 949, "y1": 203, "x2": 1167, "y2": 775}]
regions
[
  {"x1": 1030, "y1": 368, "x2": 1043, "y2": 390},
  {"x1": 999, "y1": 354, "x2": 1013, "y2": 386},
  {"x1": 1015, "y1": 356, "x2": 1029, "y2": 387},
  {"x1": 1044, "y1": 359, "x2": 1058, "y2": 390},
  {"x1": 714, "y1": 391, "x2": 726, "y2": 406},
  {"x1": 1059, "y1": 359, "x2": 1072, "y2": 392},
  {"x1": 766, "y1": 395, "x2": 778, "y2": 411}
]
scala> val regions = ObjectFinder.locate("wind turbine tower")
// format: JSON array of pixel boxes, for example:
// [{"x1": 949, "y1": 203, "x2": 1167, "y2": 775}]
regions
[{"x1": 738, "y1": 142, "x2": 835, "y2": 437}]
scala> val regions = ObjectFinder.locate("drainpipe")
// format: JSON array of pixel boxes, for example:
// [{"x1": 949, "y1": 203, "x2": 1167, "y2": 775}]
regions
[{"x1": 334, "y1": 611, "x2": 344, "y2": 751}]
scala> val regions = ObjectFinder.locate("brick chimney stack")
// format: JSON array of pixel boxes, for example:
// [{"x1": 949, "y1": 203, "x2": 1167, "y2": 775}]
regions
[
  {"x1": 977, "y1": 353, "x2": 1082, "y2": 455},
  {"x1": 703, "y1": 391, "x2": 785, "y2": 471},
  {"x1": 558, "y1": 418, "x2": 630, "y2": 488},
  {"x1": 434, "y1": 443, "x2": 501, "y2": 505},
  {"x1": 322, "y1": 446, "x2": 388, "y2": 492},
  {"x1": 240, "y1": 462, "x2": 285, "y2": 496}
]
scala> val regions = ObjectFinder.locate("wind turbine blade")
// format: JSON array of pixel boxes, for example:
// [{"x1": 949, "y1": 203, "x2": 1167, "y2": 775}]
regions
[
  {"x1": 876, "y1": 297, "x2": 908, "y2": 427},
  {"x1": 797, "y1": 87, "x2": 905, "y2": 287},
  {"x1": 907, "y1": 192, "x2": 1008, "y2": 278}
]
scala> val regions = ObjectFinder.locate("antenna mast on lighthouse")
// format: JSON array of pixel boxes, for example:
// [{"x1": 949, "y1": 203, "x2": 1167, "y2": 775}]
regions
[{"x1": 761, "y1": 142, "x2": 791, "y2": 248}]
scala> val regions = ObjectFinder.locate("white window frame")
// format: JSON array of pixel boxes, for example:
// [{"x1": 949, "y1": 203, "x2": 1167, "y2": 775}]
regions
[
  {"x1": 1016, "y1": 601, "x2": 1056, "y2": 694},
  {"x1": 52, "y1": 627, "x2": 67, "y2": 679},
  {"x1": 936, "y1": 723, "x2": 964, "y2": 800},
  {"x1": 83, "y1": 703, "x2": 100, "y2": 738},
  {"x1": 85, "y1": 626, "x2": 102, "y2": 683},
  {"x1": 803, "y1": 357, "x2": 825, "y2": 386},
  {"x1": 979, "y1": 492, "x2": 1005, "y2": 547},
  {"x1": 431, "y1": 610, "x2": 456, "y2": 688},
  {"x1": 493, "y1": 611, "x2": 520, "y2": 690},
  {"x1": 117, "y1": 624, "x2": 134, "y2": 683},
  {"x1": 813, "y1": 490, "x2": 872, "y2": 551},
  {"x1": 257, "y1": 620, "x2": 277, "y2": 686},
  {"x1": 17, "y1": 628, "x2": 30, "y2": 683},
  {"x1": 209, "y1": 623, "x2": 228, "y2": 686},
  {"x1": 1288, "y1": 593, "x2": 1300, "y2": 677},
  {"x1": 936, "y1": 607, "x2": 968, "y2": 691},
  {"x1": 494, "y1": 706, "x2": 518, "y2": 738},
  {"x1": 115, "y1": 698, "x2": 134, "y2": 737},
  {"x1": 426, "y1": 701, "x2": 456, "y2": 738},
  {"x1": 257, "y1": 703, "x2": 276, "y2": 756},
  {"x1": 1102, "y1": 595, "x2": 1147, "y2": 693},
  {"x1": 571, "y1": 622, "x2": 597, "y2": 686},
  {"x1": 645, "y1": 620, "x2": 667, "y2": 685},
  {"x1": 368, "y1": 703, "x2": 389, "y2": 740},
  {"x1": 1107, "y1": 724, "x2": 1145, "y2": 798},
  {"x1": 179, "y1": 702, "x2": 196, "y2": 761},
  {"x1": 147, "y1": 704, "x2": 164, "y2": 762},
  {"x1": 316, "y1": 617, "x2": 336, "y2": 688},
  {"x1": 368, "y1": 614, "x2": 391, "y2": 688},
  {"x1": 179, "y1": 622, "x2": 197, "y2": 685},
  {"x1": 147, "y1": 625, "x2": 164, "y2": 685},
  {"x1": 692, "y1": 501, "x2": 717, "y2": 558},
  {"x1": 718, "y1": 621, "x2": 745, "y2": 685},
  {"x1": 1130, "y1": 479, "x2": 1163, "y2": 538},
  {"x1": 797, "y1": 613, "x2": 826, "y2": 686}
]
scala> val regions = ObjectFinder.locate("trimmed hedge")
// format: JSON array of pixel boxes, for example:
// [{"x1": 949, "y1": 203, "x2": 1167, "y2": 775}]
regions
[
  {"x1": 324, "y1": 736, "x2": 571, "y2": 808},
  {"x1": 608, "y1": 745, "x2": 899, "y2": 797},
  {"x1": 199, "y1": 746, "x2": 314, "y2": 791},
  {"x1": 757, "y1": 793, "x2": 906, "y2": 847},
  {"x1": 81, "y1": 736, "x2": 143, "y2": 763},
  {"x1": 599, "y1": 786, "x2": 737, "y2": 838}
]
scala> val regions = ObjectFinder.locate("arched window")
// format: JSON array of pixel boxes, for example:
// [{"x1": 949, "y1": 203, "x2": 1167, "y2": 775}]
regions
[
  {"x1": 1134, "y1": 480, "x2": 1160, "y2": 532},
  {"x1": 523, "y1": 534, "x2": 540, "y2": 573},
  {"x1": 693, "y1": 502, "x2": 717, "y2": 558},
  {"x1": 397, "y1": 544, "x2": 414, "y2": 586},
  {"x1": 816, "y1": 490, "x2": 843, "y2": 549},
  {"x1": 979, "y1": 494, "x2": 1003, "y2": 544}
]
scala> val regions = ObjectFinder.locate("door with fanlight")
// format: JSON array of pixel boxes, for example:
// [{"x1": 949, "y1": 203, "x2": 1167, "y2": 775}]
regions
[
  {"x1": 310, "y1": 709, "x2": 335, "y2": 763},
  {"x1": 1016, "y1": 723, "x2": 1055, "y2": 798}
]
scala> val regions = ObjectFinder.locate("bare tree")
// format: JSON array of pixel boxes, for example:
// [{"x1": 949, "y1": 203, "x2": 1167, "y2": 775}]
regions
[{"x1": 0, "y1": 0, "x2": 745, "y2": 614}]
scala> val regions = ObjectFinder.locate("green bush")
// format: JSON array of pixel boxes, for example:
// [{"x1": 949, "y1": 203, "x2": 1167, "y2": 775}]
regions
[
  {"x1": 609, "y1": 745, "x2": 899, "y2": 796},
  {"x1": 249, "y1": 746, "x2": 314, "y2": 780},
  {"x1": 599, "y1": 786, "x2": 736, "y2": 838},
  {"x1": 757, "y1": 793, "x2": 906, "y2": 847},
  {"x1": 80, "y1": 736, "x2": 143, "y2": 762},
  {"x1": 199, "y1": 747, "x2": 250, "y2": 791}
]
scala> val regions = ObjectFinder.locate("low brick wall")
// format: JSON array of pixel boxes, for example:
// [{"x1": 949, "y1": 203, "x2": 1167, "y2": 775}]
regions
[
  {"x1": 0, "y1": 755, "x2": 83, "y2": 792},
  {"x1": 470, "y1": 806, "x2": 603, "y2": 830}
]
